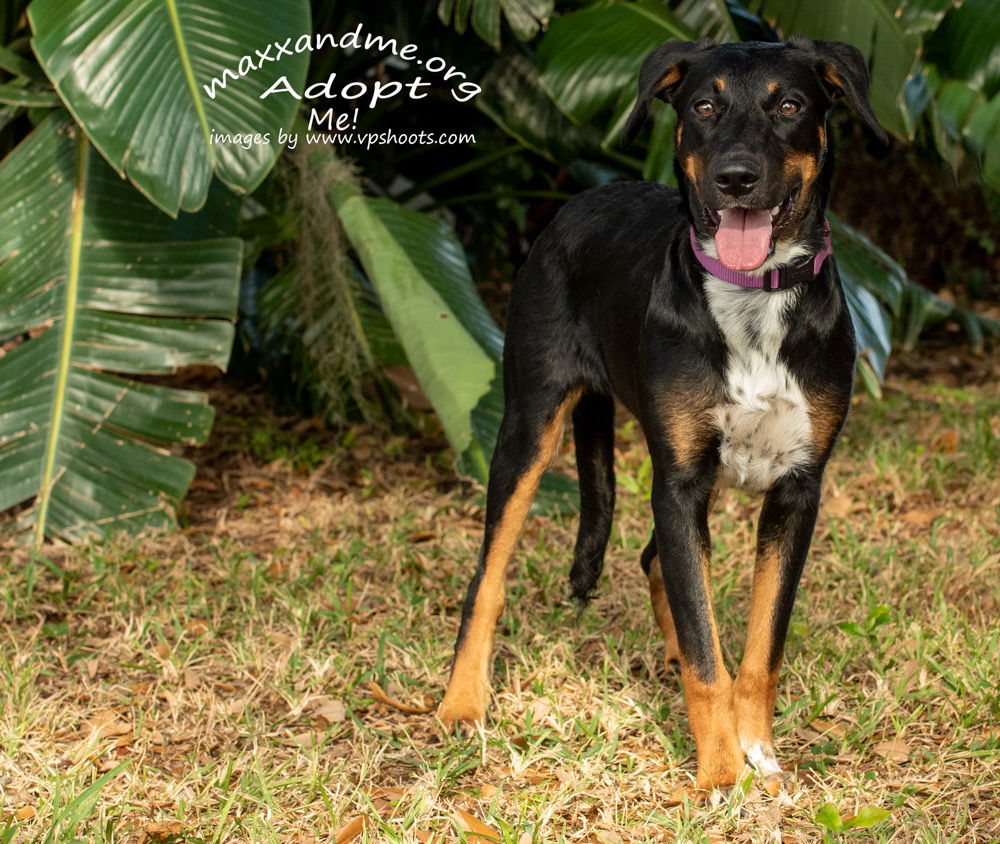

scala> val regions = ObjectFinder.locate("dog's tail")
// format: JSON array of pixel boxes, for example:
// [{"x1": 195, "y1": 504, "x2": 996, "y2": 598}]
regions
[{"x1": 569, "y1": 392, "x2": 616, "y2": 605}]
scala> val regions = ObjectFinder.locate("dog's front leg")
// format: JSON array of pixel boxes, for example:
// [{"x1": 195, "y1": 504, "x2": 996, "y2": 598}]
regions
[
  {"x1": 649, "y1": 459, "x2": 744, "y2": 792},
  {"x1": 733, "y1": 470, "x2": 822, "y2": 780}
]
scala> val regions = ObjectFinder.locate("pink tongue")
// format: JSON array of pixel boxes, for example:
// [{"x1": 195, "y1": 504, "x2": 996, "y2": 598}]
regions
[{"x1": 715, "y1": 208, "x2": 773, "y2": 270}]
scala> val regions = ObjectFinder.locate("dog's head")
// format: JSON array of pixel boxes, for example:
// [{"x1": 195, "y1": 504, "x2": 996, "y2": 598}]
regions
[{"x1": 623, "y1": 38, "x2": 887, "y2": 271}]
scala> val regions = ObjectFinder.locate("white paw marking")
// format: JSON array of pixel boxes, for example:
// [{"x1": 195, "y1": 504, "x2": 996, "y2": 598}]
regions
[{"x1": 744, "y1": 740, "x2": 785, "y2": 781}]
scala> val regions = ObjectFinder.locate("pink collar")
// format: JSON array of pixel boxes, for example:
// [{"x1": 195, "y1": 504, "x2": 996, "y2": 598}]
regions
[{"x1": 688, "y1": 221, "x2": 833, "y2": 292}]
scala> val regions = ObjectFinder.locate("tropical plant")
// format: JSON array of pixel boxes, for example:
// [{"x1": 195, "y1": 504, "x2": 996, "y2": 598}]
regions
[
  {"x1": 0, "y1": 0, "x2": 309, "y2": 544},
  {"x1": 2, "y1": 0, "x2": 996, "y2": 544}
]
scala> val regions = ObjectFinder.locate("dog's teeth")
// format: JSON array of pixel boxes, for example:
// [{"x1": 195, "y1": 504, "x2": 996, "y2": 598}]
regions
[{"x1": 770, "y1": 206, "x2": 780, "y2": 218}]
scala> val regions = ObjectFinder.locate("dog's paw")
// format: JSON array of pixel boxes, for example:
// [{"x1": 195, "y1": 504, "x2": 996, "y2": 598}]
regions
[
  {"x1": 743, "y1": 741, "x2": 787, "y2": 782},
  {"x1": 437, "y1": 697, "x2": 486, "y2": 733}
]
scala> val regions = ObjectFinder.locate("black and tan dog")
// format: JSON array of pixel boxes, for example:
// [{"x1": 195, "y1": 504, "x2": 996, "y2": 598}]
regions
[{"x1": 439, "y1": 37, "x2": 887, "y2": 792}]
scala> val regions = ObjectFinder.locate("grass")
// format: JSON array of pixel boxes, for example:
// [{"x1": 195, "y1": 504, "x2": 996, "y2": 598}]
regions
[{"x1": 0, "y1": 362, "x2": 998, "y2": 843}]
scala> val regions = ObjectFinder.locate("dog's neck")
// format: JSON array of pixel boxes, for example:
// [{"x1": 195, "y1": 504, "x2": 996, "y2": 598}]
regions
[{"x1": 689, "y1": 221, "x2": 833, "y2": 292}]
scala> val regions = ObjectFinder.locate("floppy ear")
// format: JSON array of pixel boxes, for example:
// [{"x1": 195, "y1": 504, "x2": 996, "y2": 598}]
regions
[
  {"x1": 622, "y1": 40, "x2": 712, "y2": 148},
  {"x1": 798, "y1": 37, "x2": 889, "y2": 146}
]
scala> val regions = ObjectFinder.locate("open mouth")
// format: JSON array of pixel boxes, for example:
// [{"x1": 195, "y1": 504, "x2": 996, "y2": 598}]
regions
[{"x1": 703, "y1": 194, "x2": 795, "y2": 271}]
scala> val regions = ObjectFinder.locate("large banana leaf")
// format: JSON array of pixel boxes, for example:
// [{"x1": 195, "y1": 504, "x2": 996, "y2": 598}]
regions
[
  {"x1": 0, "y1": 114, "x2": 241, "y2": 545},
  {"x1": 29, "y1": 0, "x2": 310, "y2": 216},
  {"x1": 745, "y1": 0, "x2": 919, "y2": 138},
  {"x1": 331, "y1": 179, "x2": 496, "y2": 462},
  {"x1": 536, "y1": 1, "x2": 692, "y2": 125},
  {"x1": 331, "y1": 175, "x2": 577, "y2": 510}
]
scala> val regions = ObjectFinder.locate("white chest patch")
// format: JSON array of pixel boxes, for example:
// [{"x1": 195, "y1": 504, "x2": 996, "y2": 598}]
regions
[{"x1": 705, "y1": 277, "x2": 814, "y2": 492}]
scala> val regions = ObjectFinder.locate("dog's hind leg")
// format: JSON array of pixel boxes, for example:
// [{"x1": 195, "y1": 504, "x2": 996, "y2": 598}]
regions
[
  {"x1": 640, "y1": 536, "x2": 681, "y2": 668},
  {"x1": 569, "y1": 392, "x2": 616, "y2": 604},
  {"x1": 439, "y1": 388, "x2": 581, "y2": 727}
]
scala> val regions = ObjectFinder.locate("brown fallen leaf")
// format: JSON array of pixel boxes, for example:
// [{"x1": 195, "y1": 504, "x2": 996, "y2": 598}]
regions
[
  {"x1": 823, "y1": 494, "x2": 853, "y2": 518},
  {"x1": 313, "y1": 697, "x2": 347, "y2": 725},
  {"x1": 480, "y1": 783, "x2": 499, "y2": 798},
  {"x1": 15, "y1": 806, "x2": 35, "y2": 820},
  {"x1": 874, "y1": 738, "x2": 910, "y2": 763},
  {"x1": 810, "y1": 719, "x2": 847, "y2": 740},
  {"x1": 368, "y1": 680, "x2": 433, "y2": 714},
  {"x1": 186, "y1": 618, "x2": 210, "y2": 636},
  {"x1": 333, "y1": 815, "x2": 367, "y2": 844},
  {"x1": 139, "y1": 821, "x2": 185, "y2": 842},
  {"x1": 664, "y1": 787, "x2": 689, "y2": 806},
  {"x1": 900, "y1": 508, "x2": 944, "y2": 527},
  {"x1": 87, "y1": 711, "x2": 132, "y2": 739},
  {"x1": 283, "y1": 731, "x2": 317, "y2": 748},
  {"x1": 932, "y1": 429, "x2": 960, "y2": 453},
  {"x1": 454, "y1": 808, "x2": 500, "y2": 843}
]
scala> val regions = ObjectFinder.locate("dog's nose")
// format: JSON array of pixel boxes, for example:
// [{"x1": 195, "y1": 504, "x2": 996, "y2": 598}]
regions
[{"x1": 712, "y1": 161, "x2": 760, "y2": 195}]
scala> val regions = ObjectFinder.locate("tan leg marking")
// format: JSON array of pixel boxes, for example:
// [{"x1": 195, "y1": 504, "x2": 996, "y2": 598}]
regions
[
  {"x1": 647, "y1": 558, "x2": 681, "y2": 666},
  {"x1": 664, "y1": 405, "x2": 711, "y2": 467},
  {"x1": 733, "y1": 541, "x2": 783, "y2": 779},
  {"x1": 806, "y1": 389, "x2": 846, "y2": 460},
  {"x1": 438, "y1": 391, "x2": 581, "y2": 727},
  {"x1": 682, "y1": 664, "x2": 743, "y2": 791},
  {"x1": 680, "y1": 548, "x2": 743, "y2": 791}
]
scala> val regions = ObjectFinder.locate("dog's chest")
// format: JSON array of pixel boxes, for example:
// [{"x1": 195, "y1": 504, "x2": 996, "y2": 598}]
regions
[{"x1": 704, "y1": 280, "x2": 813, "y2": 492}]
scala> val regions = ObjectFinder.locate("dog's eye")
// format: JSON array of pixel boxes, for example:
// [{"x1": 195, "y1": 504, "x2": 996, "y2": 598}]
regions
[
  {"x1": 779, "y1": 100, "x2": 801, "y2": 115},
  {"x1": 693, "y1": 100, "x2": 715, "y2": 117}
]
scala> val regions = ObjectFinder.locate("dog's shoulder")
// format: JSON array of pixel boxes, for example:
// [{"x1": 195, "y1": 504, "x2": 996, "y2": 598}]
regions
[{"x1": 541, "y1": 181, "x2": 686, "y2": 262}]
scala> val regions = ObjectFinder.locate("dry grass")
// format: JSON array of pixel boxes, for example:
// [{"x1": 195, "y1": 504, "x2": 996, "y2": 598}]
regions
[{"x1": 0, "y1": 355, "x2": 998, "y2": 843}]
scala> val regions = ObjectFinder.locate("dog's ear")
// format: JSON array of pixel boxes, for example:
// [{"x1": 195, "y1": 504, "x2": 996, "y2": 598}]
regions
[
  {"x1": 622, "y1": 40, "x2": 712, "y2": 148},
  {"x1": 795, "y1": 37, "x2": 889, "y2": 146}
]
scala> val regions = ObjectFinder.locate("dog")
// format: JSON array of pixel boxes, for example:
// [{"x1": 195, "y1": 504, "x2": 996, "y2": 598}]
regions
[{"x1": 438, "y1": 36, "x2": 887, "y2": 792}]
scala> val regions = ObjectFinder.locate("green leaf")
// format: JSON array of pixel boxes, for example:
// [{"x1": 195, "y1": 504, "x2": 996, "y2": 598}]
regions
[
  {"x1": 841, "y1": 271, "x2": 892, "y2": 386},
  {"x1": 866, "y1": 605, "x2": 892, "y2": 631},
  {"x1": 537, "y1": 1, "x2": 692, "y2": 125},
  {"x1": 501, "y1": 0, "x2": 555, "y2": 43},
  {"x1": 674, "y1": 0, "x2": 739, "y2": 43},
  {"x1": 438, "y1": 0, "x2": 554, "y2": 47},
  {"x1": 43, "y1": 763, "x2": 128, "y2": 843},
  {"x1": 838, "y1": 621, "x2": 868, "y2": 638},
  {"x1": 29, "y1": 0, "x2": 310, "y2": 215},
  {"x1": 746, "y1": 0, "x2": 920, "y2": 138},
  {"x1": 0, "y1": 82, "x2": 61, "y2": 108},
  {"x1": 892, "y1": 0, "x2": 955, "y2": 38},
  {"x1": 327, "y1": 158, "x2": 576, "y2": 511},
  {"x1": 472, "y1": 0, "x2": 502, "y2": 49},
  {"x1": 0, "y1": 114, "x2": 240, "y2": 545},
  {"x1": 815, "y1": 802, "x2": 843, "y2": 833},
  {"x1": 478, "y1": 53, "x2": 597, "y2": 164},
  {"x1": 842, "y1": 806, "x2": 892, "y2": 828},
  {"x1": 331, "y1": 182, "x2": 496, "y2": 458},
  {"x1": 926, "y1": 0, "x2": 1000, "y2": 97},
  {"x1": 0, "y1": 44, "x2": 47, "y2": 81}
]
